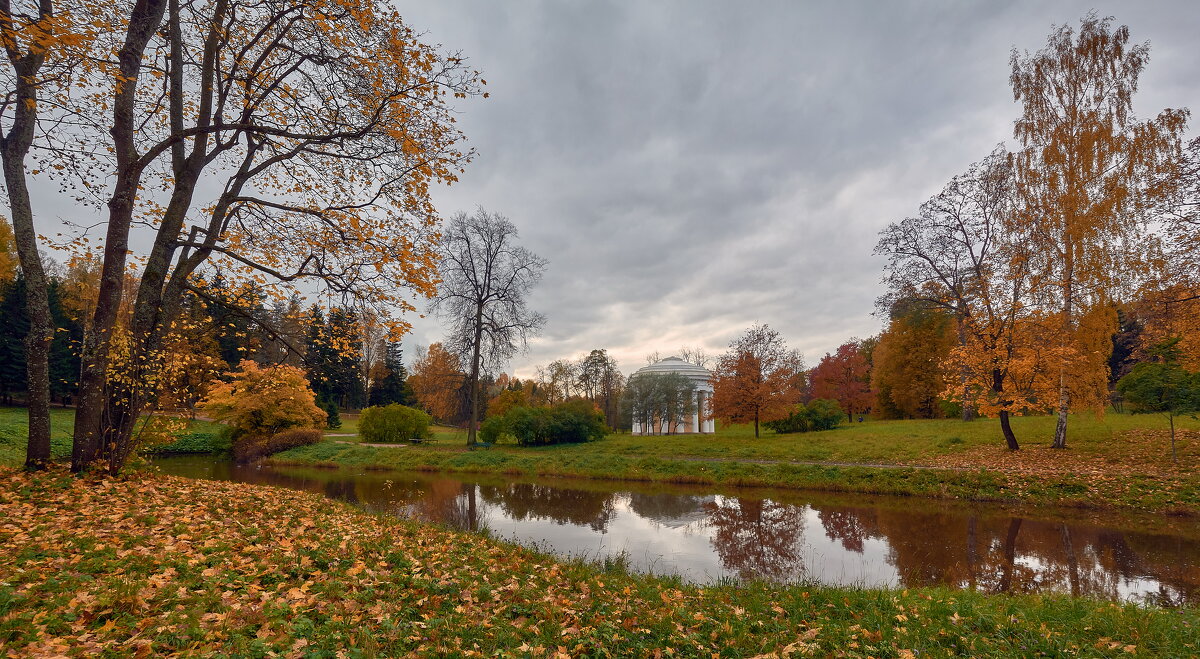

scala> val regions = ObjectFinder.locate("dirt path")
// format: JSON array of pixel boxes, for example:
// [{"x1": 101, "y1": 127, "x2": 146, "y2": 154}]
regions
[{"x1": 641, "y1": 455, "x2": 968, "y2": 471}]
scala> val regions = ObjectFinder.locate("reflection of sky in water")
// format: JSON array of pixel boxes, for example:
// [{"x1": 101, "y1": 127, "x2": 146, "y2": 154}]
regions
[
  {"x1": 444, "y1": 492, "x2": 902, "y2": 587},
  {"x1": 459, "y1": 494, "x2": 733, "y2": 581},
  {"x1": 151, "y1": 456, "x2": 1200, "y2": 605}
]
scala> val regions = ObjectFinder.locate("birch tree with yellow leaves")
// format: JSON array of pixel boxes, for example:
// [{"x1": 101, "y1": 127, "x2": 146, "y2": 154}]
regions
[{"x1": 1009, "y1": 13, "x2": 1188, "y2": 449}]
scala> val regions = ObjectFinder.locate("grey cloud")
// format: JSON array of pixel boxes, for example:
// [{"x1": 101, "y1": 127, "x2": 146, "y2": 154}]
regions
[{"x1": 397, "y1": 0, "x2": 1200, "y2": 377}]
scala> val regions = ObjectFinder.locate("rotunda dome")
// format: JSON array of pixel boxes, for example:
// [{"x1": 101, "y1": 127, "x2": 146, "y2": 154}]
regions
[{"x1": 632, "y1": 356, "x2": 712, "y2": 387}]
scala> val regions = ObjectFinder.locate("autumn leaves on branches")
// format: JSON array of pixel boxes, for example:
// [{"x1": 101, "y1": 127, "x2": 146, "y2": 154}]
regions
[
  {"x1": 0, "y1": 0, "x2": 483, "y2": 472},
  {"x1": 876, "y1": 14, "x2": 1193, "y2": 451}
]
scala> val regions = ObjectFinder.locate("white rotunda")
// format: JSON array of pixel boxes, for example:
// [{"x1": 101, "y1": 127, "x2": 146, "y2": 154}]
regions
[{"x1": 629, "y1": 356, "x2": 715, "y2": 435}]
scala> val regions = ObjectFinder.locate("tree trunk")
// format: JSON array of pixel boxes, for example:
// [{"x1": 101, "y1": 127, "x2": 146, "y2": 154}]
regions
[
  {"x1": 1052, "y1": 243, "x2": 1074, "y2": 450},
  {"x1": 957, "y1": 312, "x2": 976, "y2": 421},
  {"x1": 99, "y1": 0, "x2": 215, "y2": 474},
  {"x1": 753, "y1": 409, "x2": 759, "y2": 438},
  {"x1": 1169, "y1": 414, "x2": 1176, "y2": 464},
  {"x1": 999, "y1": 410, "x2": 1019, "y2": 451},
  {"x1": 1, "y1": 6, "x2": 54, "y2": 469},
  {"x1": 992, "y1": 368, "x2": 1019, "y2": 450},
  {"x1": 996, "y1": 517, "x2": 1023, "y2": 594},
  {"x1": 1052, "y1": 377, "x2": 1070, "y2": 449},
  {"x1": 1, "y1": 135, "x2": 53, "y2": 471},
  {"x1": 466, "y1": 483, "x2": 477, "y2": 532},
  {"x1": 71, "y1": 0, "x2": 171, "y2": 471},
  {"x1": 1060, "y1": 523, "x2": 1080, "y2": 597},
  {"x1": 966, "y1": 516, "x2": 978, "y2": 589},
  {"x1": 466, "y1": 303, "x2": 484, "y2": 446}
]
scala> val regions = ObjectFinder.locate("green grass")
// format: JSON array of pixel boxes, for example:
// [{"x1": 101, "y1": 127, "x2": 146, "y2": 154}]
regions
[
  {"x1": 322, "y1": 412, "x2": 360, "y2": 436},
  {"x1": 592, "y1": 412, "x2": 1200, "y2": 464},
  {"x1": 3, "y1": 469, "x2": 1196, "y2": 657},
  {"x1": 142, "y1": 422, "x2": 229, "y2": 455},
  {"x1": 0, "y1": 407, "x2": 227, "y2": 465},
  {"x1": 0, "y1": 406, "x2": 76, "y2": 466}
]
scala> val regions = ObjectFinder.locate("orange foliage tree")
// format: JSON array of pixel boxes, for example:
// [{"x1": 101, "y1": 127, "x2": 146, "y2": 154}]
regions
[
  {"x1": 487, "y1": 388, "x2": 529, "y2": 419},
  {"x1": 1010, "y1": 14, "x2": 1188, "y2": 448},
  {"x1": 154, "y1": 297, "x2": 228, "y2": 417},
  {"x1": 200, "y1": 361, "x2": 326, "y2": 441},
  {"x1": 948, "y1": 312, "x2": 1063, "y2": 425},
  {"x1": 810, "y1": 341, "x2": 872, "y2": 423},
  {"x1": 872, "y1": 304, "x2": 956, "y2": 419},
  {"x1": 0, "y1": 220, "x2": 15, "y2": 284},
  {"x1": 711, "y1": 324, "x2": 805, "y2": 438},
  {"x1": 408, "y1": 343, "x2": 466, "y2": 424}
]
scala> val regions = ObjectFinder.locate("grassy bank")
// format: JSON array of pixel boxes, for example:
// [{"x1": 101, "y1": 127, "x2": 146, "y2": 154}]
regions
[
  {"x1": 2, "y1": 469, "x2": 1196, "y2": 657},
  {"x1": 0, "y1": 407, "x2": 225, "y2": 466},
  {"x1": 271, "y1": 413, "x2": 1200, "y2": 515},
  {"x1": 328, "y1": 412, "x2": 1200, "y2": 464}
]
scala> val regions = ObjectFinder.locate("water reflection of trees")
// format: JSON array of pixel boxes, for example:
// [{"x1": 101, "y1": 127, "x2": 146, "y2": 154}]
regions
[
  {"x1": 478, "y1": 483, "x2": 617, "y2": 532},
  {"x1": 703, "y1": 497, "x2": 807, "y2": 582},
  {"x1": 817, "y1": 508, "x2": 878, "y2": 553},
  {"x1": 812, "y1": 504, "x2": 1200, "y2": 604},
  {"x1": 628, "y1": 493, "x2": 711, "y2": 526}
]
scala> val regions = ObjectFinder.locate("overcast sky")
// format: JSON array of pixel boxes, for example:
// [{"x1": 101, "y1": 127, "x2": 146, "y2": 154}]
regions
[{"x1": 391, "y1": 2, "x2": 1200, "y2": 377}]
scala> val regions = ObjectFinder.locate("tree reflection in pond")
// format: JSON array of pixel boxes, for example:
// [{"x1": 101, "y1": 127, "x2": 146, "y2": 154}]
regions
[
  {"x1": 817, "y1": 507, "x2": 879, "y2": 553},
  {"x1": 478, "y1": 482, "x2": 616, "y2": 532},
  {"x1": 628, "y1": 493, "x2": 712, "y2": 527},
  {"x1": 703, "y1": 496, "x2": 807, "y2": 582},
  {"x1": 812, "y1": 504, "x2": 1199, "y2": 604}
]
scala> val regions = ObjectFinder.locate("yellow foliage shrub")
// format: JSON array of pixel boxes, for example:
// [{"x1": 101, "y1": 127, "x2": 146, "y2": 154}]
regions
[{"x1": 201, "y1": 361, "x2": 327, "y2": 439}]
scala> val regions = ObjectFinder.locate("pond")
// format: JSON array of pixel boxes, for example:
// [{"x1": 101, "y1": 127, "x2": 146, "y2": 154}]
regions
[{"x1": 153, "y1": 455, "x2": 1200, "y2": 606}]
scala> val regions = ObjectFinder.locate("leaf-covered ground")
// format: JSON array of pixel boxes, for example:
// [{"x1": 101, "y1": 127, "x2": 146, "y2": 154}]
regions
[
  {"x1": 928, "y1": 429, "x2": 1200, "y2": 479},
  {"x1": 2, "y1": 470, "x2": 1197, "y2": 657}
]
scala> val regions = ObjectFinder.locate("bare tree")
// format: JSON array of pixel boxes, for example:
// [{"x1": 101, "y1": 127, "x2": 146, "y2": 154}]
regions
[
  {"x1": 433, "y1": 208, "x2": 546, "y2": 445},
  {"x1": 875, "y1": 148, "x2": 1031, "y2": 449},
  {"x1": 678, "y1": 346, "x2": 713, "y2": 369},
  {"x1": 576, "y1": 348, "x2": 623, "y2": 427}
]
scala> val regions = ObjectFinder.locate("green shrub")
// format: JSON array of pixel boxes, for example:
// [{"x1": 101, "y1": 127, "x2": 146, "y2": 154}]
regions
[
  {"x1": 359, "y1": 404, "x2": 432, "y2": 443},
  {"x1": 478, "y1": 415, "x2": 508, "y2": 444},
  {"x1": 764, "y1": 410, "x2": 810, "y2": 434},
  {"x1": 501, "y1": 401, "x2": 606, "y2": 447},
  {"x1": 234, "y1": 428, "x2": 323, "y2": 463},
  {"x1": 505, "y1": 406, "x2": 553, "y2": 446},
  {"x1": 804, "y1": 399, "x2": 845, "y2": 431},
  {"x1": 764, "y1": 399, "x2": 844, "y2": 435},
  {"x1": 549, "y1": 399, "x2": 608, "y2": 444}
]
